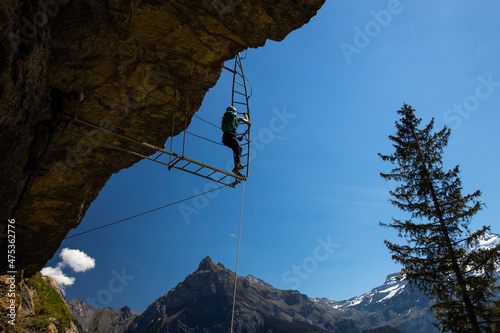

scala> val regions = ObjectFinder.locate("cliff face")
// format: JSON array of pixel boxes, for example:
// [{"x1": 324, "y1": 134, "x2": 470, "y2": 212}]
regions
[
  {"x1": 0, "y1": 273, "x2": 79, "y2": 332},
  {"x1": 0, "y1": 0, "x2": 325, "y2": 276}
]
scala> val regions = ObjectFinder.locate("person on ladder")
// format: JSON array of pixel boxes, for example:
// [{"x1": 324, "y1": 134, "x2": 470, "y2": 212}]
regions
[{"x1": 221, "y1": 106, "x2": 251, "y2": 177}]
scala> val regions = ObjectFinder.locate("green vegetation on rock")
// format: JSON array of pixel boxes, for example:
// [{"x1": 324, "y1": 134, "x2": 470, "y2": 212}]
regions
[{"x1": 25, "y1": 272, "x2": 74, "y2": 333}]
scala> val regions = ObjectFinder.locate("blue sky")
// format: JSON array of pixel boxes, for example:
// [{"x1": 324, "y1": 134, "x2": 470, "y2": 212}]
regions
[{"x1": 45, "y1": 0, "x2": 500, "y2": 313}]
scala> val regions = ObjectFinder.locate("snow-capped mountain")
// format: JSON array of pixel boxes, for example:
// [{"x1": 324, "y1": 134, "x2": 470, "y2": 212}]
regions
[
  {"x1": 320, "y1": 273, "x2": 427, "y2": 313},
  {"x1": 313, "y1": 232, "x2": 500, "y2": 333},
  {"x1": 314, "y1": 273, "x2": 437, "y2": 333},
  {"x1": 474, "y1": 232, "x2": 500, "y2": 249}
]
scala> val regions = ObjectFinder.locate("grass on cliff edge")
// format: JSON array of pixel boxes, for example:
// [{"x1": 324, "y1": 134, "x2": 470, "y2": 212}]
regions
[{"x1": 25, "y1": 272, "x2": 74, "y2": 332}]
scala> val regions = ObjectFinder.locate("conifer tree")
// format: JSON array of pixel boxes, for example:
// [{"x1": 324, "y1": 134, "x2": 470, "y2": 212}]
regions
[{"x1": 379, "y1": 104, "x2": 500, "y2": 332}]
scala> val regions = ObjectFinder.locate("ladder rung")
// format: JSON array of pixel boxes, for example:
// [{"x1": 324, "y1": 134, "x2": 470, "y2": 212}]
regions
[
  {"x1": 207, "y1": 170, "x2": 217, "y2": 177},
  {"x1": 179, "y1": 161, "x2": 192, "y2": 169},
  {"x1": 235, "y1": 80, "x2": 245, "y2": 87},
  {"x1": 107, "y1": 136, "x2": 118, "y2": 145},
  {"x1": 234, "y1": 91, "x2": 245, "y2": 96},
  {"x1": 168, "y1": 157, "x2": 183, "y2": 169},
  {"x1": 194, "y1": 165, "x2": 204, "y2": 173},
  {"x1": 138, "y1": 146, "x2": 151, "y2": 156},
  {"x1": 233, "y1": 101, "x2": 247, "y2": 105},
  {"x1": 241, "y1": 153, "x2": 249, "y2": 157},
  {"x1": 154, "y1": 152, "x2": 164, "y2": 160},
  {"x1": 94, "y1": 129, "x2": 104, "y2": 138},
  {"x1": 123, "y1": 143, "x2": 133, "y2": 152}
]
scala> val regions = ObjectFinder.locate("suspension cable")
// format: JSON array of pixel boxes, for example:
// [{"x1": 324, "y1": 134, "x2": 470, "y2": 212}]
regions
[
  {"x1": 64, "y1": 184, "x2": 226, "y2": 240},
  {"x1": 186, "y1": 131, "x2": 224, "y2": 146},
  {"x1": 194, "y1": 114, "x2": 220, "y2": 129}
]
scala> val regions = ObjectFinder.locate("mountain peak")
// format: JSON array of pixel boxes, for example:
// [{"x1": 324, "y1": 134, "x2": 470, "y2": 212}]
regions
[{"x1": 196, "y1": 256, "x2": 225, "y2": 272}]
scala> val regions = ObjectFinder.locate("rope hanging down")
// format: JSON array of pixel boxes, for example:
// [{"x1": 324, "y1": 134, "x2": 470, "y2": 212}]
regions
[{"x1": 230, "y1": 181, "x2": 246, "y2": 333}]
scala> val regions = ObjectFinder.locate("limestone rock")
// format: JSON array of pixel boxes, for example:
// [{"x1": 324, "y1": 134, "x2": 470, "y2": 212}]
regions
[{"x1": 0, "y1": 0, "x2": 325, "y2": 277}]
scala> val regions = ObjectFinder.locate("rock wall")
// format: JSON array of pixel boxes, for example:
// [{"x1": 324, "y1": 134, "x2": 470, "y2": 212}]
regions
[
  {"x1": 0, "y1": 272, "x2": 79, "y2": 332},
  {"x1": 0, "y1": 0, "x2": 325, "y2": 277}
]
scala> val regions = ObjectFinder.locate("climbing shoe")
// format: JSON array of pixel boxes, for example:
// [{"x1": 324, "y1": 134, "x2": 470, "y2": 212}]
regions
[{"x1": 232, "y1": 168, "x2": 243, "y2": 177}]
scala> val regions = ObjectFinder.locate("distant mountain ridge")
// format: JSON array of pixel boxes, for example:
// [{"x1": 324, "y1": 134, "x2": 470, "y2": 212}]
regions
[
  {"x1": 314, "y1": 273, "x2": 438, "y2": 332},
  {"x1": 69, "y1": 233, "x2": 500, "y2": 333},
  {"x1": 68, "y1": 298, "x2": 140, "y2": 333}
]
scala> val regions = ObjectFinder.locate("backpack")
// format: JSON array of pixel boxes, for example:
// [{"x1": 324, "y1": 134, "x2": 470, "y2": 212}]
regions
[{"x1": 221, "y1": 110, "x2": 238, "y2": 133}]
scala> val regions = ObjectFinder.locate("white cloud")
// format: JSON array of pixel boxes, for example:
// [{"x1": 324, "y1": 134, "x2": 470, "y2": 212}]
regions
[
  {"x1": 41, "y1": 248, "x2": 95, "y2": 294},
  {"x1": 41, "y1": 266, "x2": 75, "y2": 294},
  {"x1": 59, "y1": 248, "x2": 95, "y2": 272},
  {"x1": 41, "y1": 266, "x2": 75, "y2": 286}
]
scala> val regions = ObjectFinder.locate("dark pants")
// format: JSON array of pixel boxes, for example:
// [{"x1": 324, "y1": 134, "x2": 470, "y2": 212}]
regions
[{"x1": 222, "y1": 132, "x2": 242, "y2": 167}]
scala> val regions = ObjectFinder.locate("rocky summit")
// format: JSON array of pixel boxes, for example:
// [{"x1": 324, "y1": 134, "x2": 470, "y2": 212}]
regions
[
  {"x1": 0, "y1": 0, "x2": 325, "y2": 278},
  {"x1": 68, "y1": 298, "x2": 140, "y2": 333},
  {"x1": 124, "y1": 256, "x2": 359, "y2": 333}
]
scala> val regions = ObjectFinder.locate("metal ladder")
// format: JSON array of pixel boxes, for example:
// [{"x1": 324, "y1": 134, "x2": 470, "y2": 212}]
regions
[
  {"x1": 66, "y1": 116, "x2": 245, "y2": 187},
  {"x1": 224, "y1": 53, "x2": 252, "y2": 179},
  {"x1": 65, "y1": 54, "x2": 252, "y2": 188}
]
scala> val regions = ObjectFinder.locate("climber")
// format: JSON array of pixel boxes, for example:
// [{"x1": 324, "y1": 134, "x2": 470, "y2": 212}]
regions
[
  {"x1": 221, "y1": 106, "x2": 251, "y2": 177},
  {"x1": 23, "y1": 87, "x2": 83, "y2": 174}
]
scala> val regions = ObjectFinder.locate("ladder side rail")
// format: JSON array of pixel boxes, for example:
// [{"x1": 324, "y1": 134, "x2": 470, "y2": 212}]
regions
[
  {"x1": 73, "y1": 116, "x2": 176, "y2": 157},
  {"x1": 231, "y1": 55, "x2": 239, "y2": 107},
  {"x1": 168, "y1": 164, "x2": 238, "y2": 187},
  {"x1": 68, "y1": 128, "x2": 240, "y2": 185},
  {"x1": 236, "y1": 54, "x2": 251, "y2": 177},
  {"x1": 70, "y1": 117, "x2": 242, "y2": 179},
  {"x1": 67, "y1": 128, "x2": 173, "y2": 167}
]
